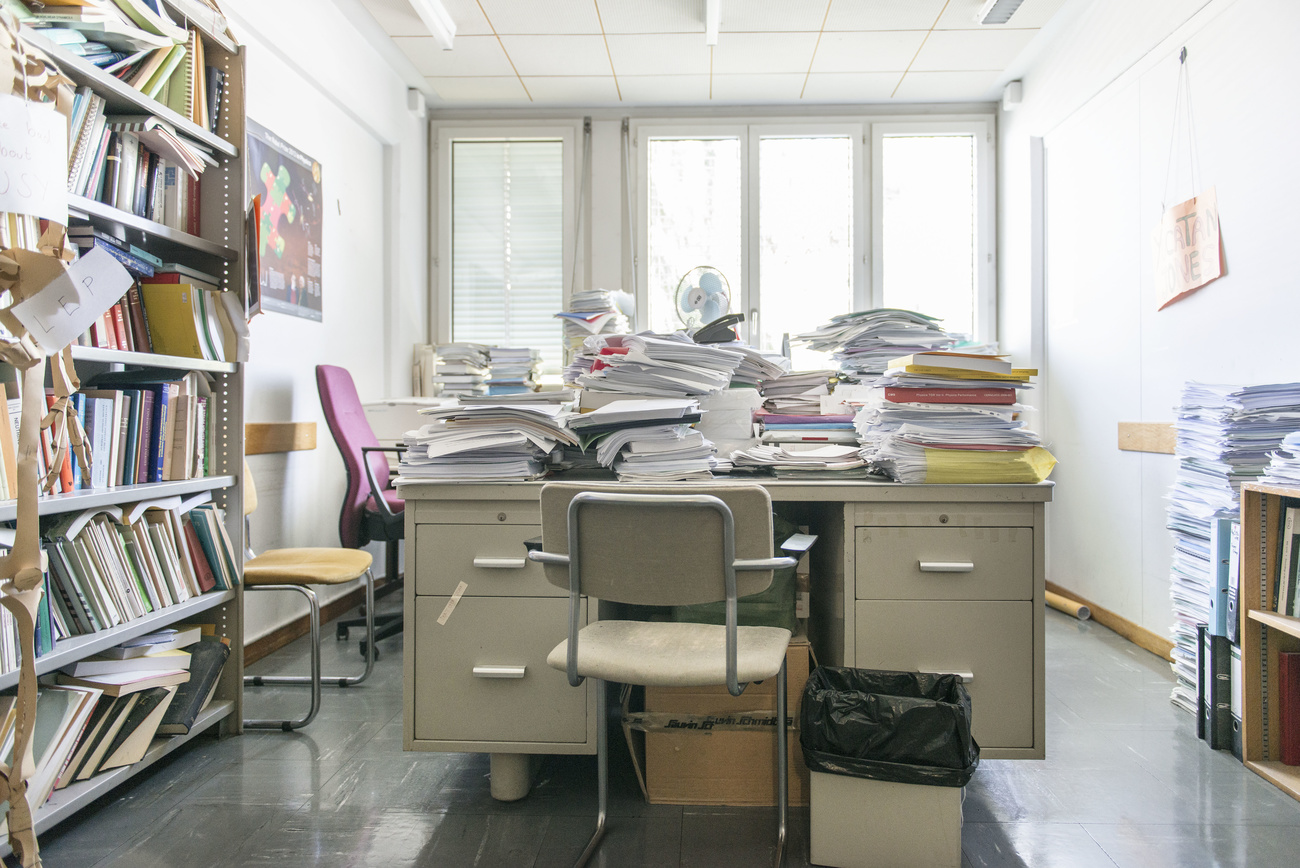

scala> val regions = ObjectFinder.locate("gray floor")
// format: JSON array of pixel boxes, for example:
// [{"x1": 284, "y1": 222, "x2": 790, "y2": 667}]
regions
[{"x1": 32, "y1": 605, "x2": 1300, "y2": 867}]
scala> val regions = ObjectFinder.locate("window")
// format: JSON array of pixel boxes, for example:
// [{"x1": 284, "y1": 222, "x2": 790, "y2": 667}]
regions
[
  {"x1": 637, "y1": 117, "x2": 992, "y2": 358},
  {"x1": 436, "y1": 126, "x2": 576, "y2": 373}
]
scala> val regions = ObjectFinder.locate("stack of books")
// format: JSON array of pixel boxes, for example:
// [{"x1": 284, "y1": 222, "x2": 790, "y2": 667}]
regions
[
  {"x1": 397, "y1": 403, "x2": 577, "y2": 481},
  {"x1": 756, "y1": 413, "x2": 858, "y2": 447},
  {"x1": 432, "y1": 344, "x2": 490, "y2": 397},
  {"x1": 793, "y1": 309, "x2": 955, "y2": 379},
  {"x1": 1167, "y1": 381, "x2": 1300, "y2": 712},
  {"x1": 555, "y1": 289, "x2": 630, "y2": 364},
  {"x1": 485, "y1": 347, "x2": 542, "y2": 396},
  {"x1": 855, "y1": 352, "x2": 1055, "y2": 485},
  {"x1": 575, "y1": 333, "x2": 743, "y2": 398}
]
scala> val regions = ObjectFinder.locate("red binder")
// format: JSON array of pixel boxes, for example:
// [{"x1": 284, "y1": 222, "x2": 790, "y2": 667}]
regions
[{"x1": 1281, "y1": 651, "x2": 1300, "y2": 766}]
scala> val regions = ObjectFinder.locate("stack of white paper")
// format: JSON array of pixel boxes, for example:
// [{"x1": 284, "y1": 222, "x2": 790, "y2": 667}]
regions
[
  {"x1": 397, "y1": 403, "x2": 577, "y2": 481},
  {"x1": 569, "y1": 399, "x2": 719, "y2": 481},
  {"x1": 486, "y1": 347, "x2": 542, "y2": 396},
  {"x1": 576, "y1": 333, "x2": 744, "y2": 397},
  {"x1": 556, "y1": 289, "x2": 631, "y2": 361},
  {"x1": 433, "y1": 343, "x2": 491, "y2": 397},
  {"x1": 710, "y1": 342, "x2": 789, "y2": 388},
  {"x1": 730, "y1": 443, "x2": 872, "y2": 478},
  {"x1": 758, "y1": 370, "x2": 838, "y2": 415},
  {"x1": 1167, "y1": 381, "x2": 1300, "y2": 712},
  {"x1": 1262, "y1": 431, "x2": 1300, "y2": 486},
  {"x1": 792, "y1": 309, "x2": 955, "y2": 378}
]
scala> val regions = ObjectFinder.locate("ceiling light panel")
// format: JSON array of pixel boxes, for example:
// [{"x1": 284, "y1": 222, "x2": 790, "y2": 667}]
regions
[
  {"x1": 938, "y1": 0, "x2": 1067, "y2": 28},
  {"x1": 976, "y1": 0, "x2": 1026, "y2": 25}
]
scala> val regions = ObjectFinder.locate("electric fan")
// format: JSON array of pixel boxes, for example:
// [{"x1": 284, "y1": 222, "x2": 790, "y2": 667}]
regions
[{"x1": 673, "y1": 266, "x2": 731, "y2": 331}]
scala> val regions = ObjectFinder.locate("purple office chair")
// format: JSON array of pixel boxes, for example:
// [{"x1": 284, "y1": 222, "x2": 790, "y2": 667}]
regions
[{"x1": 317, "y1": 364, "x2": 405, "y2": 657}]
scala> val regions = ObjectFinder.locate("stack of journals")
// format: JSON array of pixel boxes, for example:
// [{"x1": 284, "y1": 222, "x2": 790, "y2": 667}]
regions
[
  {"x1": 730, "y1": 443, "x2": 872, "y2": 479},
  {"x1": 397, "y1": 403, "x2": 577, "y2": 481},
  {"x1": 576, "y1": 399, "x2": 721, "y2": 482},
  {"x1": 855, "y1": 352, "x2": 1055, "y2": 485},
  {"x1": 0, "y1": 685, "x2": 103, "y2": 834},
  {"x1": 756, "y1": 413, "x2": 858, "y2": 446},
  {"x1": 758, "y1": 370, "x2": 838, "y2": 415},
  {"x1": 793, "y1": 309, "x2": 954, "y2": 379},
  {"x1": 575, "y1": 333, "x2": 743, "y2": 398},
  {"x1": 432, "y1": 343, "x2": 491, "y2": 397},
  {"x1": 1167, "y1": 381, "x2": 1300, "y2": 712},
  {"x1": 1261, "y1": 431, "x2": 1300, "y2": 486},
  {"x1": 485, "y1": 347, "x2": 542, "y2": 396},
  {"x1": 556, "y1": 289, "x2": 630, "y2": 364}
]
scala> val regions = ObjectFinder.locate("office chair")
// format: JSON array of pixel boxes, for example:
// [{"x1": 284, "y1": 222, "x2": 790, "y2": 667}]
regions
[
  {"x1": 317, "y1": 364, "x2": 405, "y2": 658},
  {"x1": 241, "y1": 463, "x2": 377, "y2": 731},
  {"x1": 528, "y1": 483, "x2": 798, "y2": 868}
]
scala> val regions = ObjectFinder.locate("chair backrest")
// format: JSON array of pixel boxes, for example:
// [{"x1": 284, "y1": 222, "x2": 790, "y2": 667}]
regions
[
  {"x1": 243, "y1": 460, "x2": 258, "y2": 517},
  {"x1": 538, "y1": 482, "x2": 776, "y2": 606},
  {"x1": 317, "y1": 364, "x2": 391, "y2": 548}
]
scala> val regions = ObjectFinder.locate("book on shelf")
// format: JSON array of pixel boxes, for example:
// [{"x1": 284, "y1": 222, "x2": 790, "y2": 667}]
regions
[
  {"x1": 0, "y1": 685, "x2": 102, "y2": 828},
  {"x1": 156, "y1": 634, "x2": 228, "y2": 735},
  {"x1": 96, "y1": 683, "x2": 177, "y2": 770},
  {"x1": 56, "y1": 666, "x2": 190, "y2": 696},
  {"x1": 97, "y1": 624, "x2": 203, "y2": 659},
  {"x1": 137, "y1": 282, "x2": 229, "y2": 361},
  {"x1": 110, "y1": 0, "x2": 188, "y2": 43},
  {"x1": 1277, "y1": 505, "x2": 1300, "y2": 615},
  {"x1": 63, "y1": 647, "x2": 192, "y2": 678}
]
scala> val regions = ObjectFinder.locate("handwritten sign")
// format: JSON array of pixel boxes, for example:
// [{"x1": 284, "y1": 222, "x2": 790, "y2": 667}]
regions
[
  {"x1": 0, "y1": 93, "x2": 67, "y2": 223},
  {"x1": 1154, "y1": 186, "x2": 1223, "y2": 310},
  {"x1": 10, "y1": 246, "x2": 134, "y2": 353}
]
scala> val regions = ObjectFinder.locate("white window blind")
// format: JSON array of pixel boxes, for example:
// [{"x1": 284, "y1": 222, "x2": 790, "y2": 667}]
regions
[{"x1": 451, "y1": 140, "x2": 564, "y2": 370}]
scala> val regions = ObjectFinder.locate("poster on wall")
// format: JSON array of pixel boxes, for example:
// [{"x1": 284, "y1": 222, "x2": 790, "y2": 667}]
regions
[
  {"x1": 245, "y1": 119, "x2": 323, "y2": 321},
  {"x1": 1154, "y1": 186, "x2": 1223, "y2": 310}
]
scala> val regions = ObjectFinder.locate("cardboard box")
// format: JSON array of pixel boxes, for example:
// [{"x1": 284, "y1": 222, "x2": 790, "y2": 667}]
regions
[
  {"x1": 809, "y1": 770, "x2": 962, "y2": 868},
  {"x1": 622, "y1": 636, "x2": 811, "y2": 806}
]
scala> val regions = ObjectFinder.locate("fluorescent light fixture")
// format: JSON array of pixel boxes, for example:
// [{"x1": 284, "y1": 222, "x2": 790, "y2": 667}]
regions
[
  {"x1": 705, "y1": 0, "x2": 720, "y2": 45},
  {"x1": 410, "y1": 0, "x2": 456, "y2": 50},
  {"x1": 977, "y1": 0, "x2": 1026, "y2": 25}
]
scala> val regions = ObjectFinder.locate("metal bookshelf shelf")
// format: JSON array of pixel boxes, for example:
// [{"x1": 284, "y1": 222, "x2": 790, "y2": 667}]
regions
[
  {"x1": 68, "y1": 196, "x2": 238, "y2": 264},
  {"x1": 0, "y1": 476, "x2": 236, "y2": 523},
  {"x1": 70, "y1": 345, "x2": 237, "y2": 375}
]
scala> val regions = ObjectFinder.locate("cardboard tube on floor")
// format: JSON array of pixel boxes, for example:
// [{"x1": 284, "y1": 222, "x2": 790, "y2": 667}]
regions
[{"x1": 1046, "y1": 590, "x2": 1091, "y2": 621}]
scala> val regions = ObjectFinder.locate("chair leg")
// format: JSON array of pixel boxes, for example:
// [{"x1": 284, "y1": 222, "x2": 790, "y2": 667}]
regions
[
  {"x1": 574, "y1": 677, "x2": 608, "y2": 868},
  {"x1": 775, "y1": 659, "x2": 788, "y2": 868},
  {"x1": 248, "y1": 570, "x2": 378, "y2": 688},
  {"x1": 243, "y1": 584, "x2": 322, "y2": 731}
]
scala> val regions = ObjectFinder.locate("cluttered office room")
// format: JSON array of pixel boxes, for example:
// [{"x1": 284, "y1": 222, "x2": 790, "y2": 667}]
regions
[{"x1": 0, "y1": 0, "x2": 1296, "y2": 865}]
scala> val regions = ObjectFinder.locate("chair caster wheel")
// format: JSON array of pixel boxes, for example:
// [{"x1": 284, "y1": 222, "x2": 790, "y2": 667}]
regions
[{"x1": 337, "y1": 625, "x2": 349, "y2": 641}]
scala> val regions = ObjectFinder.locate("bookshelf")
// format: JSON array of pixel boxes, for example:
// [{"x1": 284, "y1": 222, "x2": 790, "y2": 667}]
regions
[
  {"x1": 1239, "y1": 483, "x2": 1300, "y2": 804},
  {"x1": 0, "y1": 9, "x2": 247, "y2": 854}
]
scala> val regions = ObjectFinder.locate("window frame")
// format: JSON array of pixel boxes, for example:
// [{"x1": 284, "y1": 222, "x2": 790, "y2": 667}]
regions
[{"x1": 432, "y1": 123, "x2": 579, "y2": 351}]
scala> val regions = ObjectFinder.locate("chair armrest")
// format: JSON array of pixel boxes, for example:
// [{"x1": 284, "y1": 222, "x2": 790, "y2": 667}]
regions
[
  {"x1": 527, "y1": 549, "x2": 569, "y2": 566},
  {"x1": 734, "y1": 556, "x2": 799, "y2": 571},
  {"x1": 360, "y1": 446, "x2": 407, "y2": 519}
]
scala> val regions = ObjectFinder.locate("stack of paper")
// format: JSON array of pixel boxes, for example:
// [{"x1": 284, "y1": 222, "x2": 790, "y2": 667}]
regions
[
  {"x1": 1166, "y1": 381, "x2": 1300, "y2": 712},
  {"x1": 556, "y1": 289, "x2": 631, "y2": 360},
  {"x1": 856, "y1": 352, "x2": 1054, "y2": 484},
  {"x1": 714, "y1": 342, "x2": 790, "y2": 388},
  {"x1": 486, "y1": 347, "x2": 542, "y2": 396},
  {"x1": 730, "y1": 444, "x2": 873, "y2": 479},
  {"x1": 433, "y1": 343, "x2": 491, "y2": 397},
  {"x1": 793, "y1": 309, "x2": 955, "y2": 378},
  {"x1": 756, "y1": 413, "x2": 858, "y2": 446},
  {"x1": 397, "y1": 403, "x2": 577, "y2": 481},
  {"x1": 1262, "y1": 431, "x2": 1300, "y2": 486},
  {"x1": 759, "y1": 371, "x2": 839, "y2": 414},
  {"x1": 576, "y1": 333, "x2": 744, "y2": 397}
]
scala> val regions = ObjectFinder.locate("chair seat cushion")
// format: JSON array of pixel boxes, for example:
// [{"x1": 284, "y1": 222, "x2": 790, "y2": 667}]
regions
[
  {"x1": 547, "y1": 621, "x2": 792, "y2": 687},
  {"x1": 244, "y1": 548, "x2": 373, "y2": 586},
  {"x1": 365, "y1": 489, "x2": 404, "y2": 515}
]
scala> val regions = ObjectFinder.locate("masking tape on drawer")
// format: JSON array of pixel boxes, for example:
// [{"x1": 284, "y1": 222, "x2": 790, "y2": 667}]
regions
[{"x1": 437, "y1": 581, "x2": 469, "y2": 625}]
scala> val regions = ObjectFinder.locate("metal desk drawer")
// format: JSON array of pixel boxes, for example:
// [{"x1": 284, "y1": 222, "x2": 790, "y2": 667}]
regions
[
  {"x1": 855, "y1": 526, "x2": 1033, "y2": 601},
  {"x1": 415, "y1": 523, "x2": 558, "y2": 597},
  {"x1": 413, "y1": 595, "x2": 587, "y2": 744}
]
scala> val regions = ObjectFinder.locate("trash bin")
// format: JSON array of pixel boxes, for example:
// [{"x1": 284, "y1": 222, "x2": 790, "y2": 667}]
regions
[{"x1": 799, "y1": 668, "x2": 978, "y2": 868}]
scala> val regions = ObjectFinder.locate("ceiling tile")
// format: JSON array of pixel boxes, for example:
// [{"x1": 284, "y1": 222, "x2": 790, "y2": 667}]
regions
[
  {"x1": 710, "y1": 73, "x2": 807, "y2": 104},
  {"x1": 363, "y1": 0, "x2": 493, "y2": 37},
  {"x1": 891, "y1": 70, "x2": 1001, "y2": 101},
  {"x1": 606, "y1": 34, "x2": 710, "y2": 76},
  {"x1": 597, "y1": 0, "x2": 702, "y2": 34},
  {"x1": 395, "y1": 34, "x2": 514, "y2": 76},
  {"x1": 522, "y1": 76, "x2": 623, "y2": 105},
  {"x1": 426, "y1": 76, "x2": 530, "y2": 104},
  {"x1": 499, "y1": 35, "x2": 613, "y2": 76},
  {"x1": 824, "y1": 0, "x2": 948, "y2": 31},
  {"x1": 712, "y1": 32, "x2": 820, "y2": 75},
  {"x1": 720, "y1": 0, "x2": 827, "y2": 32},
  {"x1": 801, "y1": 72, "x2": 903, "y2": 103},
  {"x1": 617, "y1": 74, "x2": 712, "y2": 105},
  {"x1": 810, "y1": 30, "x2": 926, "y2": 73},
  {"x1": 910, "y1": 28, "x2": 1037, "y2": 71},
  {"x1": 935, "y1": 0, "x2": 1068, "y2": 30},
  {"x1": 477, "y1": 0, "x2": 602, "y2": 34}
]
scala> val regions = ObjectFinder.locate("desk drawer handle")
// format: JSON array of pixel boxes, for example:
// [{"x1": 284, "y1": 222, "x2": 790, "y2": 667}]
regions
[
  {"x1": 473, "y1": 665, "x2": 527, "y2": 679},
  {"x1": 919, "y1": 561, "x2": 974, "y2": 573},
  {"x1": 473, "y1": 557, "x2": 527, "y2": 569}
]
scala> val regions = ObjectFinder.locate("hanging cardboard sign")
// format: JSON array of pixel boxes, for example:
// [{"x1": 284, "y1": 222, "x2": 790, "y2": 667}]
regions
[
  {"x1": 1154, "y1": 186, "x2": 1223, "y2": 310},
  {"x1": 10, "y1": 246, "x2": 133, "y2": 352},
  {"x1": 0, "y1": 93, "x2": 67, "y2": 223}
]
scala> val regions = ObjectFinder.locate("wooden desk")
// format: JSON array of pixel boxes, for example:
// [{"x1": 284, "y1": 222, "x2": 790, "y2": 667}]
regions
[{"x1": 398, "y1": 478, "x2": 1052, "y2": 793}]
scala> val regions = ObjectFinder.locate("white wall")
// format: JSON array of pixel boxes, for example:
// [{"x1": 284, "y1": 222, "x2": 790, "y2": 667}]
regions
[
  {"x1": 223, "y1": 0, "x2": 428, "y2": 643},
  {"x1": 1000, "y1": 0, "x2": 1300, "y2": 637}
]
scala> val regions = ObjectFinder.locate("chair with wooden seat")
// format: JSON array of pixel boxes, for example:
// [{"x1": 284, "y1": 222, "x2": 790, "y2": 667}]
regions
[
  {"x1": 242, "y1": 464, "x2": 377, "y2": 731},
  {"x1": 528, "y1": 482, "x2": 798, "y2": 868}
]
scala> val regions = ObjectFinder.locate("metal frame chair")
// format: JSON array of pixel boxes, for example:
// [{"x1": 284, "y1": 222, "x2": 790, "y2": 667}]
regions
[{"x1": 528, "y1": 483, "x2": 798, "y2": 868}]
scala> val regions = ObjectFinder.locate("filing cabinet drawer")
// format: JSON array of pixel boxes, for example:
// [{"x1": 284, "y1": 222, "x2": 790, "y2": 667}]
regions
[
  {"x1": 413, "y1": 596, "x2": 587, "y2": 744},
  {"x1": 854, "y1": 600, "x2": 1033, "y2": 749},
  {"x1": 415, "y1": 523, "x2": 560, "y2": 597},
  {"x1": 855, "y1": 527, "x2": 1032, "y2": 601}
]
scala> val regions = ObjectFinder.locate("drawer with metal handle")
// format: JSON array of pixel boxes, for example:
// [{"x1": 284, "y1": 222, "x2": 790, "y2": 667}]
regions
[
  {"x1": 855, "y1": 526, "x2": 1032, "y2": 601},
  {"x1": 415, "y1": 523, "x2": 560, "y2": 597}
]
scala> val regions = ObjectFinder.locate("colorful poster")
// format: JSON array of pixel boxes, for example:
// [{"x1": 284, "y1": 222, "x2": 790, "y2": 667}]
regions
[
  {"x1": 245, "y1": 119, "x2": 322, "y2": 321},
  {"x1": 1154, "y1": 186, "x2": 1223, "y2": 311}
]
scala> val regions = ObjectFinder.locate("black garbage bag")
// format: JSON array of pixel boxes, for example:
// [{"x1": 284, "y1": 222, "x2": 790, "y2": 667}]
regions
[{"x1": 799, "y1": 667, "x2": 979, "y2": 787}]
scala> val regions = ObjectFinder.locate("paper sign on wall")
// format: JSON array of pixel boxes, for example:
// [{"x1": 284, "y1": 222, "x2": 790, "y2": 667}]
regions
[
  {"x1": 1154, "y1": 186, "x2": 1223, "y2": 310},
  {"x1": 10, "y1": 246, "x2": 134, "y2": 353},
  {"x1": 0, "y1": 93, "x2": 68, "y2": 223}
]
